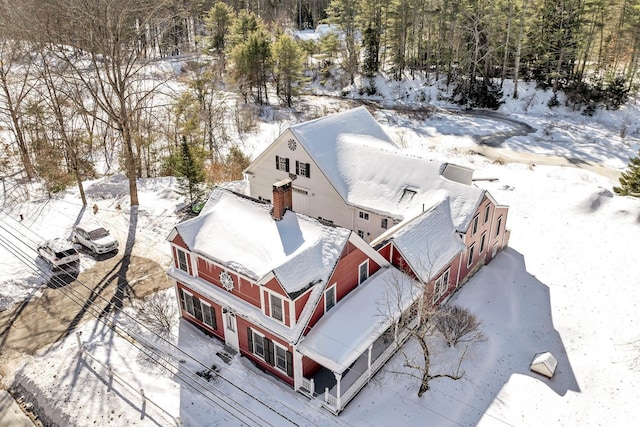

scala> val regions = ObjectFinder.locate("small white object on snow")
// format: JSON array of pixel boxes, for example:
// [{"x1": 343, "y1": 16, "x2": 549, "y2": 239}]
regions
[{"x1": 530, "y1": 351, "x2": 558, "y2": 378}]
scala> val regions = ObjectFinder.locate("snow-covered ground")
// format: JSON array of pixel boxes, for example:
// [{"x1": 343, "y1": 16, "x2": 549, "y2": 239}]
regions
[{"x1": 1, "y1": 82, "x2": 640, "y2": 426}]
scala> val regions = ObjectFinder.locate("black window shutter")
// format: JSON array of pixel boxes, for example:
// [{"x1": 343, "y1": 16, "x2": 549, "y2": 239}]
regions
[
  {"x1": 247, "y1": 327, "x2": 253, "y2": 352},
  {"x1": 305, "y1": 163, "x2": 311, "y2": 178},
  {"x1": 265, "y1": 339, "x2": 275, "y2": 365},
  {"x1": 285, "y1": 158, "x2": 290, "y2": 172},
  {"x1": 295, "y1": 160, "x2": 300, "y2": 175},
  {"x1": 275, "y1": 155, "x2": 280, "y2": 170},
  {"x1": 179, "y1": 290, "x2": 186, "y2": 310},
  {"x1": 211, "y1": 307, "x2": 217, "y2": 330},
  {"x1": 286, "y1": 350, "x2": 293, "y2": 376}
]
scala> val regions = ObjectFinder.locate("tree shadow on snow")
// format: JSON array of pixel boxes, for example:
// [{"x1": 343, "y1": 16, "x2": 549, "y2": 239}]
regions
[{"x1": 440, "y1": 247, "x2": 580, "y2": 424}]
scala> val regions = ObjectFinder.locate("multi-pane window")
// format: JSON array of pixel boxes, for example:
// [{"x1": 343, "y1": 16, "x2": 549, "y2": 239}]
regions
[
  {"x1": 295, "y1": 161, "x2": 311, "y2": 178},
  {"x1": 381, "y1": 218, "x2": 388, "y2": 229},
  {"x1": 359, "y1": 211, "x2": 369, "y2": 220},
  {"x1": 275, "y1": 155, "x2": 290, "y2": 172},
  {"x1": 472, "y1": 214, "x2": 479, "y2": 235},
  {"x1": 325, "y1": 285, "x2": 336, "y2": 312},
  {"x1": 254, "y1": 332, "x2": 265, "y2": 358},
  {"x1": 247, "y1": 328, "x2": 293, "y2": 376},
  {"x1": 270, "y1": 294, "x2": 284, "y2": 322},
  {"x1": 201, "y1": 303, "x2": 216, "y2": 329},
  {"x1": 357, "y1": 230, "x2": 365, "y2": 239},
  {"x1": 433, "y1": 269, "x2": 450, "y2": 302},
  {"x1": 180, "y1": 289, "x2": 217, "y2": 330},
  {"x1": 484, "y1": 204, "x2": 491, "y2": 223},
  {"x1": 275, "y1": 345, "x2": 288, "y2": 371},
  {"x1": 467, "y1": 244, "x2": 475, "y2": 267},
  {"x1": 359, "y1": 260, "x2": 369, "y2": 285},
  {"x1": 480, "y1": 232, "x2": 487, "y2": 253},
  {"x1": 181, "y1": 290, "x2": 195, "y2": 314},
  {"x1": 177, "y1": 249, "x2": 188, "y2": 272}
]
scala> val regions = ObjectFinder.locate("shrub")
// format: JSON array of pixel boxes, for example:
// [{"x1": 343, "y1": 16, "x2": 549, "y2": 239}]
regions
[
  {"x1": 136, "y1": 292, "x2": 177, "y2": 338},
  {"x1": 433, "y1": 305, "x2": 485, "y2": 347}
]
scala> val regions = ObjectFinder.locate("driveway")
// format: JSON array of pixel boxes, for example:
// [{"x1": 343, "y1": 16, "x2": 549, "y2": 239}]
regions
[{"x1": 0, "y1": 251, "x2": 172, "y2": 359}]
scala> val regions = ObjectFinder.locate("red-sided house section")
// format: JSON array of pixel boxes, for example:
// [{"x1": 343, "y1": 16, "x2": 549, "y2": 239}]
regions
[
  {"x1": 175, "y1": 282, "x2": 225, "y2": 340},
  {"x1": 237, "y1": 317, "x2": 295, "y2": 386},
  {"x1": 197, "y1": 256, "x2": 261, "y2": 309},
  {"x1": 171, "y1": 234, "x2": 193, "y2": 276},
  {"x1": 377, "y1": 241, "x2": 463, "y2": 307},
  {"x1": 458, "y1": 194, "x2": 506, "y2": 283},
  {"x1": 169, "y1": 233, "x2": 389, "y2": 390},
  {"x1": 300, "y1": 240, "x2": 383, "y2": 381},
  {"x1": 262, "y1": 277, "x2": 292, "y2": 327}
]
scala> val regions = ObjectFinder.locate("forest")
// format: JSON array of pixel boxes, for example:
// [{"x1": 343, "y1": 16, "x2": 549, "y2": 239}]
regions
[{"x1": 0, "y1": 0, "x2": 638, "y2": 206}]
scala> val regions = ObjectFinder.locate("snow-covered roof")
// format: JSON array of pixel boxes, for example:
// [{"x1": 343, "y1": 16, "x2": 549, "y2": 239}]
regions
[
  {"x1": 173, "y1": 188, "x2": 351, "y2": 296},
  {"x1": 297, "y1": 267, "x2": 420, "y2": 374},
  {"x1": 290, "y1": 107, "x2": 484, "y2": 231},
  {"x1": 383, "y1": 196, "x2": 466, "y2": 282}
]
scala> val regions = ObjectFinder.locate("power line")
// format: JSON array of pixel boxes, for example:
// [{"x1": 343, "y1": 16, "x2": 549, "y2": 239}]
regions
[
  {"x1": 0, "y1": 221, "x2": 294, "y2": 427},
  {"x1": 2, "y1": 197, "x2": 515, "y2": 427},
  {"x1": 0, "y1": 214, "x2": 346, "y2": 426}
]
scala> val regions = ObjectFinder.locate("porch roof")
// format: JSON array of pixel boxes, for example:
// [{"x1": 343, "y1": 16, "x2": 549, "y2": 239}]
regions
[{"x1": 297, "y1": 267, "x2": 420, "y2": 374}]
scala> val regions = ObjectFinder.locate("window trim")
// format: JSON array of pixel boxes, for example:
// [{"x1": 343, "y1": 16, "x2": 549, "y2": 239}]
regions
[
  {"x1": 176, "y1": 248, "x2": 189, "y2": 273},
  {"x1": 467, "y1": 243, "x2": 475, "y2": 267},
  {"x1": 251, "y1": 329, "x2": 266, "y2": 359},
  {"x1": 325, "y1": 284, "x2": 336, "y2": 312},
  {"x1": 358, "y1": 260, "x2": 369, "y2": 285},
  {"x1": 484, "y1": 204, "x2": 491, "y2": 223},
  {"x1": 358, "y1": 211, "x2": 369, "y2": 220},
  {"x1": 496, "y1": 215, "x2": 503, "y2": 237},
  {"x1": 275, "y1": 155, "x2": 290, "y2": 172},
  {"x1": 295, "y1": 160, "x2": 311, "y2": 178},
  {"x1": 480, "y1": 231, "x2": 487, "y2": 253},
  {"x1": 472, "y1": 214, "x2": 479, "y2": 235},
  {"x1": 269, "y1": 292, "x2": 284, "y2": 323},
  {"x1": 433, "y1": 268, "x2": 450, "y2": 303},
  {"x1": 357, "y1": 229, "x2": 365, "y2": 239},
  {"x1": 381, "y1": 218, "x2": 388, "y2": 229},
  {"x1": 201, "y1": 301, "x2": 217, "y2": 330},
  {"x1": 274, "y1": 342, "x2": 289, "y2": 373}
]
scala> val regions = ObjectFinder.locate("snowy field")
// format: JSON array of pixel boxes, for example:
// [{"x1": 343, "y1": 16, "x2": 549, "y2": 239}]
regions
[{"x1": 1, "y1": 82, "x2": 640, "y2": 426}]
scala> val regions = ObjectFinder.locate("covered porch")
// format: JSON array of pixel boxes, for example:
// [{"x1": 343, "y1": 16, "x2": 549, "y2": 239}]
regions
[{"x1": 296, "y1": 267, "x2": 420, "y2": 414}]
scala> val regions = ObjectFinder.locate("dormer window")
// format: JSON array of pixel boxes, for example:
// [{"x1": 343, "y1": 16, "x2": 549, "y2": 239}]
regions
[
  {"x1": 176, "y1": 248, "x2": 189, "y2": 273},
  {"x1": 270, "y1": 294, "x2": 284, "y2": 322},
  {"x1": 400, "y1": 188, "x2": 417, "y2": 203},
  {"x1": 325, "y1": 285, "x2": 336, "y2": 312}
]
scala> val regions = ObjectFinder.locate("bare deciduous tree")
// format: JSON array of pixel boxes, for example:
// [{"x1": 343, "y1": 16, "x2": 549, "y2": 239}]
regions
[
  {"x1": 136, "y1": 292, "x2": 177, "y2": 338},
  {"x1": 434, "y1": 304, "x2": 485, "y2": 348},
  {"x1": 24, "y1": 0, "x2": 187, "y2": 206},
  {"x1": 0, "y1": 40, "x2": 36, "y2": 179},
  {"x1": 384, "y1": 268, "x2": 485, "y2": 397}
]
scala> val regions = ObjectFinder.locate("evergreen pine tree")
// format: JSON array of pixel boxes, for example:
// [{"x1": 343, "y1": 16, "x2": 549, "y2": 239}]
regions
[
  {"x1": 177, "y1": 136, "x2": 207, "y2": 207},
  {"x1": 614, "y1": 151, "x2": 640, "y2": 197}
]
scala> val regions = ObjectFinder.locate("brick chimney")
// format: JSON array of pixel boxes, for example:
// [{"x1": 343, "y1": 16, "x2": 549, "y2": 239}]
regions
[{"x1": 272, "y1": 178, "x2": 293, "y2": 221}]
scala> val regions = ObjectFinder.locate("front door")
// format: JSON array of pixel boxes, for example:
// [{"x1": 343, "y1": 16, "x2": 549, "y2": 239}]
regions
[{"x1": 223, "y1": 309, "x2": 239, "y2": 351}]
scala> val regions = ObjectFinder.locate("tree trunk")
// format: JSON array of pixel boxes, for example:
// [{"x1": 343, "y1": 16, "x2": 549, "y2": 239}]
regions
[
  {"x1": 417, "y1": 336, "x2": 431, "y2": 397},
  {"x1": 513, "y1": 0, "x2": 528, "y2": 99}
]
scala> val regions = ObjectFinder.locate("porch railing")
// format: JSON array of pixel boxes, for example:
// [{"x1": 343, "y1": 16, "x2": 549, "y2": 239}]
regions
[
  {"x1": 324, "y1": 388, "x2": 338, "y2": 407},
  {"x1": 301, "y1": 377, "x2": 315, "y2": 396},
  {"x1": 323, "y1": 315, "x2": 420, "y2": 413}
]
